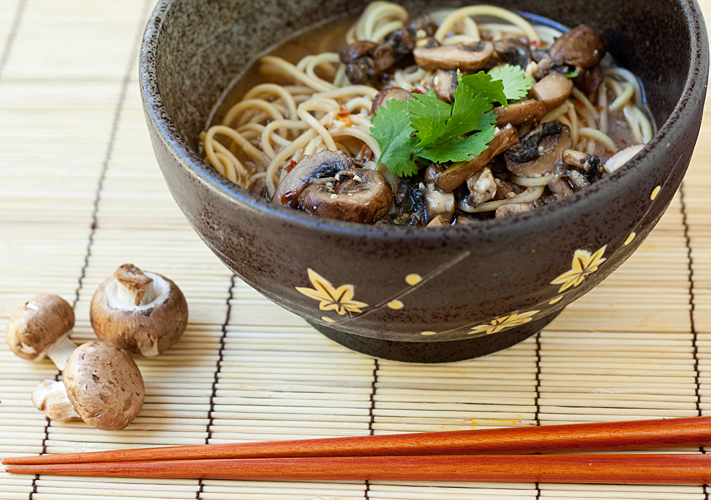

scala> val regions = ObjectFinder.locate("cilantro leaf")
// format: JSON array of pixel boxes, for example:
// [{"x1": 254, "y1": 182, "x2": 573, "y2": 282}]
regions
[
  {"x1": 456, "y1": 71, "x2": 507, "y2": 108},
  {"x1": 369, "y1": 66, "x2": 523, "y2": 176},
  {"x1": 371, "y1": 98, "x2": 420, "y2": 177},
  {"x1": 488, "y1": 64, "x2": 534, "y2": 102},
  {"x1": 417, "y1": 123, "x2": 497, "y2": 163},
  {"x1": 442, "y1": 87, "x2": 498, "y2": 139},
  {"x1": 408, "y1": 90, "x2": 452, "y2": 147}
]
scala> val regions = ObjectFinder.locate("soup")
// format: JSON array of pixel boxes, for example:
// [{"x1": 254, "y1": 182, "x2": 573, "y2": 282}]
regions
[{"x1": 200, "y1": 1, "x2": 654, "y2": 226}]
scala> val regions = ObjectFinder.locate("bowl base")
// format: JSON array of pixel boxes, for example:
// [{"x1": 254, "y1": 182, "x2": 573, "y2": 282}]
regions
[{"x1": 309, "y1": 310, "x2": 563, "y2": 363}]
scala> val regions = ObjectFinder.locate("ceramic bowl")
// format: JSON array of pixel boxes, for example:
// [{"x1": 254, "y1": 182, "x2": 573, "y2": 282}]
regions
[{"x1": 140, "y1": 0, "x2": 708, "y2": 363}]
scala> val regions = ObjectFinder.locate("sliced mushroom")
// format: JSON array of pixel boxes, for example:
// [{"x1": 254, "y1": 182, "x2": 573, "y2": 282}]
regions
[
  {"x1": 297, "y1": 168, "x2": 392, "y2": 224},
  {"x1": 435, "y1": 125, "x2": 519, "y2": 192},
  {"x1": 340, "y1": 29, "x2": 416, "y2": 85},
  {"x1": 424, "y1": 183, "x2": 455, "y2": 224},
  {"x1": 432, "y1": 69, "x2": 457, "y2": 103},
  {"x1": 568, "y1": 169, "x2": 591, "y2": 189},
  {"x1": 273, "y1": 150, "x2": 356, "y2": 207},
  {"x1": 574, "y1": 64, "x2": 605, "y2": 94},
  {"x1": 371, "y1": 86, "x2": 414, "y2": 115},
  {"x1": 383, "y1": 27, "x2": 416, "y2": 57},
  {"x1": 371, "y1": 43, "x2": 399, "y2": 73},
  {"x1": 409, "y1": 13, "x2": 438, "y2": 38},
  {"x1": 494, "y1": 99, "x2": 547, "y2": 127},
  {"x1": 493, "y1": 39, "x2": 530, "y2": 68},
  {"x1": 533, "y1": 58, "x2": 576, "y2": 80},
  {"x1": 547, "y1": 176, "x2": 574, "y2": 199},
  {"x1": 505, "y1": 121, "x2": 573, "y2": 178},
  {"x1": 563, "y1": 149, "x2": 600, "y2": 181},
  {"x1": 467, "y1": 167, "x2": 497, "y2": 205},
  {"x1": 494, "y1": 178, "x2": 519, "y2": 200},
  {"x1": 426, "y1": 215, "x2": 449, "y2": 228},
  {"x1": 531, "y1": 72, "x2": 574, "y2": 110},
  {"x1": 495, "y1": 202, "x2": 533, "y2": 218},
  {"x1": 604, "y1": 144, "x2": 645, "y2": 174},
  {"x1": 339, "y1": 41, "x2": 379, "y2": 84},
  {"x1": 549, "y1": 24, "x2": 606, "y2": 69},
  {"x1": 340, "y1": 41, "x2": 378, "y2": 63},
  {"x1": 414, "y1": 41, "x2": 494, "y2": 71}
]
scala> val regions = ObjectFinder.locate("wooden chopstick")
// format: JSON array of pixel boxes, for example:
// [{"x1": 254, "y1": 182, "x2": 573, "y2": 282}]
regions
[
  {"x1": 4, "y1": 416, "x2": 711, "y2": 466},
  {"x1": 5, "y1": 454, "x2": 711, "y2": 484}
]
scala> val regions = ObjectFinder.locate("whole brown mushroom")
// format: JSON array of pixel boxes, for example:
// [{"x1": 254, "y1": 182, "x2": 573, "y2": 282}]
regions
[
  {"x1": 90, "y1": 264, "x2": 188, "y2": 358},
  {"x1": 32, "y1": 341, "x2": 145, "y2": 430},
  {"x1": 5, "y1": 294, "x2": 78, "y2": 371}
]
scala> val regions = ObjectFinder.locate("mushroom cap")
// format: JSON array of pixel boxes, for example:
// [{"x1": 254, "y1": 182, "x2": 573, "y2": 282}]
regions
[
  {"x1": 531, "y1": 73, "x2": 575, "y2": 111},
  {"x1": 549, "y1": 24, "x2": 606, "y2": 69},
  {"x1": 64, "y1": 341, "x2": 144, "y2": 430},
  {"x1": 273, "y1": 150, "x2": 355, "y2": 207},
  {"x1": 505, "y1": 121, "x2": 573, "y2": 178},
  {"x1": 297, "y1": 168, "x2": 392, "y2": 223},
  {"x1": 371, "y1": 86, "x2": 414, "y2": 116},
  {"x1": 6, "y1": 294, "x2": 74, "y2": 361},
  {"x1": 435, "y1": 125, "x2": 519, "y2": 192},
  {"x1": 90, "y1": 271, "x2": 188, "y2": 358},
  {"x1": 414, "y1": 41, "x2": 494, "y2": 71},
  {"x1": 494, "y1": 99, "x2": 547, "y2": 127}
]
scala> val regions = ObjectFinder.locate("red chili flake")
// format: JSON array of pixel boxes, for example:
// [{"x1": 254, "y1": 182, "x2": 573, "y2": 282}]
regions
[
  {"x1": 280, "y1": 191, "x2": 298, "y2": 204},
  {"x1": 285, "y1": 160, "x2": 297, "y2": 173},
  {"x1": 412, "y1": 88, "x2": 425, "y2": 95},
  {"x1": 530, "y1": 40, "x2": 541, "y2": 48},
  {"x1": 337, "y1": 104, "x2": 349, "y2": 118},
  {"x1": 620, "y1": 139, "x2": 627, "y2": 145},
  {"x1": 605, "y1": 149, "x2": 614, "y2": 155}
]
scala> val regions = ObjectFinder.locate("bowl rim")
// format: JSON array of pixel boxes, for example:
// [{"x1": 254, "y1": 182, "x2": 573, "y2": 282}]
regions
[{"x1": 139, "y1": 0, "x2": 709, "y2": 241}]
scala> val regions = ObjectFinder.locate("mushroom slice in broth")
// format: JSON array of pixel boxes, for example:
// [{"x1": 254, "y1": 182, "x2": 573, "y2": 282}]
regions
[
  {"x1": 273, "y1": 151, "x2": 356, "y2": 208},
  {"x1": 298, "y1": 167, "x2": 393, "y2": 223},
  {"x1": 413, "y1": 41, "x2": 494, "y2": 71},
  {"x1": 505, "y1": 121, "x2": 573, "y2": 178}
]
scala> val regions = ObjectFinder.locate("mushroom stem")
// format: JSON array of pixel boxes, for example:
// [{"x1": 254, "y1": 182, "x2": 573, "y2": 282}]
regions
[
  {"x1": 31, "y1": 380, "x2": 80, "y2": 422},
  {"x1": 116, "y1": 278, "x2": 159, "y2": 307},
  {"x1": 113, "y1": 263, "x2": 160, "y2": 307},
  {"x1": 44, "y1": 334, "x2": 77, "y2": 372}
]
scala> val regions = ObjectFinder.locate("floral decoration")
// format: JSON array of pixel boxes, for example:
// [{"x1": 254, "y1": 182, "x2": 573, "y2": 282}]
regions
[
  {"x1": 296, "y1": 269, "x2": 368, "y2": 316},
  {"x1": 550, "y1": 245, "x2": 607, "y2": 293},
  {"x1": 468, "y1": 310, "x2": 540, "y2": 336}
]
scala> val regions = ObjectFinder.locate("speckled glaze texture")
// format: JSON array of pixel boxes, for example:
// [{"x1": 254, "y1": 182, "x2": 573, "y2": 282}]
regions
[{"x1": 140, "y1": 0, "x2": 709, "y2": 362}]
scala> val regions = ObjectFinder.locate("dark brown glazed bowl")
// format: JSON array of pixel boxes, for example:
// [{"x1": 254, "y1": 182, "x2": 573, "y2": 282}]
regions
[{"x1": 140, "y1": 0, "x2": 708, "y2": 363}]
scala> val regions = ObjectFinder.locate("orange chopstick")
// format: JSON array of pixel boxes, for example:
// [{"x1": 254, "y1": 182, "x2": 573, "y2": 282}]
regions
[
  {"x1": 5, "y1": 454, "x2": 711, "y2": 484},
  {"x1": 3, "y1": 416, "x2": 711, "y2": 466}
]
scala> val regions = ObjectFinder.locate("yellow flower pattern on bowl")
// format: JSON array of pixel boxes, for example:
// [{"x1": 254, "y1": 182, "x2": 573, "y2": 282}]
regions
[
  {"x1": 296, "y1": 269, "x2": 368, "y2": 317},
  {"x1": 468, "y1": 310, "x2": 540, "y2": 336},
  {"x1": 550, "y1": 245, "x2": 607, "y2": 293}
]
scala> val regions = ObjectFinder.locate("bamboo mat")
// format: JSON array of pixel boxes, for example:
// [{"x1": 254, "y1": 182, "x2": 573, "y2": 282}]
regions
[{"x1": 0, "y1": 0, "x2": 710, "y2": 498}]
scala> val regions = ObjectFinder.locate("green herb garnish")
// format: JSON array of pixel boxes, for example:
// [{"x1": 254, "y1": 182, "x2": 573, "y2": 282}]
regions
[
  {"x1": 371, "y1": 65, "x2": 534, "y2": 177},
  {"x1": 488, "y1": 64, "x2": 535, "y2": 101}
]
